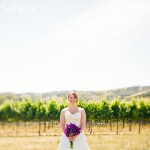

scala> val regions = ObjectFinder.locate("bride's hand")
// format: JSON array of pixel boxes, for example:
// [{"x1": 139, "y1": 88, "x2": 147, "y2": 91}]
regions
[
  {"x1": 68, "y1": 136, "x2": 73, "y2": 141},
  {"x1": 72, "y1": 134, "x2": 80, "y2": 141}
]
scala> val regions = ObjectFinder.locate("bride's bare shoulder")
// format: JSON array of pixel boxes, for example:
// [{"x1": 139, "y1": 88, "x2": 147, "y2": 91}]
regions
[
  {"x1": 78, "y1": 107, "x2": 85, "y2": 112},
  {"x1": 61, "y1": 107, "x2": 68, "y2": 113}
]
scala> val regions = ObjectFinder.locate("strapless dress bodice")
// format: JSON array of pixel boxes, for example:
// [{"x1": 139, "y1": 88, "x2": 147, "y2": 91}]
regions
[{"x1": 65, "y1": 107, "x2": 81, "y2": 127}]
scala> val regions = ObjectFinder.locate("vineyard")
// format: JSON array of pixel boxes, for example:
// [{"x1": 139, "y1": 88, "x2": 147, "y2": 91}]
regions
[{"x1": 0, "y1": 98, "x2": 150, "y2": 136}]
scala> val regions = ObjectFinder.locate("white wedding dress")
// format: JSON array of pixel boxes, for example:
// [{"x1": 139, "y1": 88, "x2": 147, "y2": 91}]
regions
[{"x1": 57, "y1": 107, "x2": 90, "y2": 150}]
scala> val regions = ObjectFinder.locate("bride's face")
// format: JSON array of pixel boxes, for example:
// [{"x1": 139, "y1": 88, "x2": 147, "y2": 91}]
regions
[{"x1": 68, "y1": 94, "x2": 77, "y2": 104}]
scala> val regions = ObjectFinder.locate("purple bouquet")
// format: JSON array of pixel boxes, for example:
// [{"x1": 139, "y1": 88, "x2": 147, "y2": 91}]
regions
[{"x1": 64, "y1": 123, "x2": 81, "y2": 149}]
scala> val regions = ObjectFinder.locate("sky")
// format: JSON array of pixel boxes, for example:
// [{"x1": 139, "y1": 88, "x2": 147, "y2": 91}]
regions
[{"x1": 0, "y1": 0, "x2": 150, "y2": 93}]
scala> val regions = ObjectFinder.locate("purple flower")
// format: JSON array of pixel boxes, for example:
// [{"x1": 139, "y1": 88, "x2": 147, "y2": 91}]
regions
[{"x1": 64, "y1": 123, "x2": 81, "y2": 149}]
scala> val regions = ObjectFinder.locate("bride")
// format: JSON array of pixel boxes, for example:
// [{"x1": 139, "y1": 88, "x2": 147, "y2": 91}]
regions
[{"x1": 57, "y1": 91, "x2": 90, "y2": 150}]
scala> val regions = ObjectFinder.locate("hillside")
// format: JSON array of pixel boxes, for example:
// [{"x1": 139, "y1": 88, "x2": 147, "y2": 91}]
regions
[{"x1": 0, "y1": 86, "x2": 150, "y2": 104}]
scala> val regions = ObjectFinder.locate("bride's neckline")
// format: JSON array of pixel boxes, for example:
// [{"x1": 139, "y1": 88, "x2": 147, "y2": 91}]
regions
[{"x1": 66, "y1": 107, "x2": 80, "y2": 115}]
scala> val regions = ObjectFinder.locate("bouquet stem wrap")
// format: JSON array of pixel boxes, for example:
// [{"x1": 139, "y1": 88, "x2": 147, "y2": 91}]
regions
[{"x1": 70, "y1": 141, "x2": 73, "y2": 148}]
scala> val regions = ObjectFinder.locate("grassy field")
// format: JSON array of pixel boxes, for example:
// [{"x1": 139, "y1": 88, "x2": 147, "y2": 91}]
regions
[
  {"x1": 0, "y1": 122, "x2": 150, "y2": 150},
  {"x1": 0, "y1": 134, "x2": 150, "y2": 150}
]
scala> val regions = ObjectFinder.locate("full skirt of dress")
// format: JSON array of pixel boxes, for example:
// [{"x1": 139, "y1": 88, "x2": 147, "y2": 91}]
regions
[{"x1": 57, "y1": 131, "x2": 90, "y2": 150}]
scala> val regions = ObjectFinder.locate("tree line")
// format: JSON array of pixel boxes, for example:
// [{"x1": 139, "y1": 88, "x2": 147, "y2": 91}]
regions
[{"x1": 0, "y1": 98, "x2": 150, "y2": 134}]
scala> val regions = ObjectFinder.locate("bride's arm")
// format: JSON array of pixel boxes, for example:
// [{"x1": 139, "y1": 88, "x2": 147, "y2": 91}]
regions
[
  {"x1": 80, "y1": 108, "x2": 86, "y2": 133},
  {"x1": 60, "y1": 109, "x2": 66, "y2": 133}
]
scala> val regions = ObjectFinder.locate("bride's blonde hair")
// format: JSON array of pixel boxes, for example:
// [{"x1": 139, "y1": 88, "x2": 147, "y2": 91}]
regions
[{"x1": 67, "y1": 91, "x2": 78, "y2": 103}]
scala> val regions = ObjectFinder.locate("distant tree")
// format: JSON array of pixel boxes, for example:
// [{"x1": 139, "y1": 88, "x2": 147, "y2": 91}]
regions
[
  {"x1": 120, "y1": 101, "x2": 127, "y2": 128},
  {"x1": 35, "y1": 99, "x2": 46, "y2": 136},
  {"x1": 100, "y1": 99, "x2": 112, "y2": 130},
  {"x1": 0, "y1": 101, "x2": 13, "y2": 121},
  {"x1": 111, "y1": 99, "x2": 120, "y2": 134},
  {"x1": 47, "y1": 100, "x2": 60, "y2": 128},
  {"x1": 137, "y1": 101, "x2": 147, "y2": 133},
  {"x1": 126, "y1": 100, "x2": 137, "y2": 132},
  {"x1": 20, "y1": 99, "x2": 36, "y2": 133}
]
